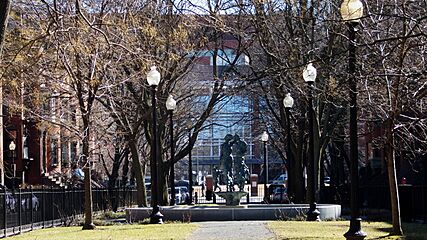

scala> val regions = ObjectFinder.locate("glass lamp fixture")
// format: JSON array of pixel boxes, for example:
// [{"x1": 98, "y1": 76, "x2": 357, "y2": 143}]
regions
[
  {"x1": 340, "y1": 0, "x2": 364, "y2": 23},
  {"x1": 166, "y1": 95, "x2": 177, "y2": 111},
  {"x1": 261, "y1": 131, "x2": 269, "y2": 142},
  {"x1": 283, "y1": 93, "x2": 294, "y2": 108},
  {"x1": 303, "y1": 63, "x2": 317, "y2": 83},
  {"x1": 147, "y1": 66, "x2": 161, "y2": 86},
  {"x1": 9, "y1": 141, "x2": 16, "y2": 151}
]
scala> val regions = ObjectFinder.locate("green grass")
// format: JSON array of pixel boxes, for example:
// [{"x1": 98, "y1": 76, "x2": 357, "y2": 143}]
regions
[
  {"x1": 100, "y1": 211, "x2": 127, "y2": 219},
  {"x1": 268, "y1": 221, "x2": 427, "y2": 240},
  {"x1": 8, "y1": 223, "x2": 197, "y2": 240},
  {"x1": 7, "y1": 219, "x2": 427, "y2": 239}
]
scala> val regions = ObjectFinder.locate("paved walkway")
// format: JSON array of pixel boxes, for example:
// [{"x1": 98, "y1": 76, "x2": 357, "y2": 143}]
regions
[{"x1": 187, "y1": 221, "x2": 276, "y2": 240}]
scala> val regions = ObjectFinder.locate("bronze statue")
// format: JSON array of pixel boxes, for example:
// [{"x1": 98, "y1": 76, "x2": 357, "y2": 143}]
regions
[
  {"x1": 212, "y1": 166, "x2": 221, "y2": 191},
  {"x1": 232, "y1": 134, "x2": 250, "y2": 191},
  {"x1": 220, "y1": 134, "x2": 234, "y2": 191},
  {"x1": 217, "y1": 134, "x2": 249, "y2": 192}
]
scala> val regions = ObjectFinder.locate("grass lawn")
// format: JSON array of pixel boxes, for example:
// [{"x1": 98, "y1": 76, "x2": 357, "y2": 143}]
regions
[
  {"x1": 268, "y1": 221, "x2": 427, "y2": 240},
  {"x1": 7, "y1": 223, "x2": 197, "y2": 240}
]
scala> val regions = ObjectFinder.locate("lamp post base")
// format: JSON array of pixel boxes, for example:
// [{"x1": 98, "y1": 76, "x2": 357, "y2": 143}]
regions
[
  {"x1": 306, "y1": 202, "x2": 321, "y2": 221},
  {"x1": 82, "y1": 223, "x2": 96, "y2": 230},
  {"x1": 344, "y1": 218, "x2": 366, "y2": 240},
  {"x1": 150, "y1": 205, "x2": 164, "y2": 224}
]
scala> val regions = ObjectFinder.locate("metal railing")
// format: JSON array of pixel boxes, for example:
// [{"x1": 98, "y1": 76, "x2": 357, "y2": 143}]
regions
[
  {"x1": 361, "y1": 184, "x2": 427, "y2": 221},
  {"x1": 0, "y1": 187, "x2": 137, "y2": 238},
  {"x1": 191, "y1": 184, "x2": 271, "y2": 205}
]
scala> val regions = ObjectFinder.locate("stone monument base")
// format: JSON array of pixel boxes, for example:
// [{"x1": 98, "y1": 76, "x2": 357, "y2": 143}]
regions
[{"x1": 215, "y1": 191, "x2": 248, "y2": 206}]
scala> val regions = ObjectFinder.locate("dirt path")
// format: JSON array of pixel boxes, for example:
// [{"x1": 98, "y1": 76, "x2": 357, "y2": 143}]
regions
[{"x1": 187, "y1": 221, "x2": 276, "y2": 240}]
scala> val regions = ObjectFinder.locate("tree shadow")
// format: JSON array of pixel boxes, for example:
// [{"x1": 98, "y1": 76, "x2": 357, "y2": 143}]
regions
[{"x1": 369, "y1": 227, "x2": 404, "y2": 240}]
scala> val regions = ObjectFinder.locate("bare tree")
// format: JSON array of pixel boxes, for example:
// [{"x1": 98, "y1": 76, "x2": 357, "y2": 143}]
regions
[
  {"x1": 358, "y1": 0, "x2": 427, "y2": 235},
  {"x1": 0, "y1": 0, "x2": 12, "y2": 186}
]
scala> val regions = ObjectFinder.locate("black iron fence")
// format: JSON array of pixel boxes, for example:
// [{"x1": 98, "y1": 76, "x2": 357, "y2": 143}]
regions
[
  {"x1": 361, "y1": 185, "x2": 427, "y2": 221},
  {"x1": 0, "y1": 187, "x2": 137, "y2": 238},
  {"x1": 192, "y1": 184, "x2": 427, "y2": 221}
]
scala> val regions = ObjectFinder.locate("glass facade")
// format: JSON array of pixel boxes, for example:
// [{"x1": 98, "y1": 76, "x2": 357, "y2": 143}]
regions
[{"x1": 191, "y1": 96, "x2": 257, "y2": 176}]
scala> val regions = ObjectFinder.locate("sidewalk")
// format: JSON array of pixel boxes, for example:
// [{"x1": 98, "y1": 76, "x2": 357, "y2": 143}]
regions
[{"x1": 187, "y1": 221, "x2": 277, "y2": 240}]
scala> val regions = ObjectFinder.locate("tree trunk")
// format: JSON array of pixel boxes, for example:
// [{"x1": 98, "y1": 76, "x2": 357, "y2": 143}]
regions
[
  {"x1": 107, "y1": 146, "x2": 126, "y2": 212},
  {"x1": 82, "y1": 120, "x2": 95, "y2": 230},
  {"x1": 293, "y1": 152, "x2": 305, "y2": 203},
  {"x1": 158, "y1": 159, "x2": 169, "y2": 205},
  {"x1": 385, "y1": 118, "x2": 403, "y2": 235},
  {"x1": 294, "y1": 119, "x2": 306, "y2": 203},
  {"x1": 0, "y1": 0, "x2": 12, "y2": 186},
  {"x1": 128, "y1": 138, "x2": 148, "y2": 207}
]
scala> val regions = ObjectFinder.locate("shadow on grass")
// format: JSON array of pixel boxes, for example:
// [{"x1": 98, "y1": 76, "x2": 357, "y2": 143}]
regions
[
  {"x1": 369, "y1": 235, "x2": 404, "y2": 240},
  {"x1": 375, "y1": 227, "x2": 394, "y2": 233},
  {"x1": 369, "y1": 226, "x2": 405, "y2": 239}
]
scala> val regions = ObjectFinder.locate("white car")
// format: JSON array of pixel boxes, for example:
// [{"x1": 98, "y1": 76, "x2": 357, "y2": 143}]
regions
[
  {"x1": 21, "y1": 193, "x2": 39, "y2": 211},
  {"x1": 5, "y1": 193, "x2": 17, "y2": 212},
  {"x1": 174, "y1": 186, "x2": 190, "y2": 204},
  {"x1": 5, "y1": 193, "x2": 39, "y2": 212}
]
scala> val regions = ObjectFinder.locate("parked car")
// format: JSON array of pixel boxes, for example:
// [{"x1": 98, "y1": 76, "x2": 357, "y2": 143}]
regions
[
  {"x1": 175, "y1": 180, "x2": 189, "y2": 188},
  {"x1": 272, "y1": 174, "x2": 287, "y2": 185},
  {"x1": 21, "y1": 193, "x2": 40, "y2": 211},
  {"x1": 324, "y1": 176, "x2": 331, "y2": 186},
  {"x1": 5, "y1": 192, "x2": 17, "y2": 212},
  {"x1": 175, "y1": 186, "x2": 190, "y2": 204},
  {"x1": 5, "y1": 192, "x2": 40, "y2": 212},
  {"x1": 268, "y1": 184, "x2": 289, "y2": 204},
  {"x1": 271, "y1": 187, "x2": 290, "y2": 203},
  {"x1": 144, "y1": 176, "x2": 151, "y2": 189}
]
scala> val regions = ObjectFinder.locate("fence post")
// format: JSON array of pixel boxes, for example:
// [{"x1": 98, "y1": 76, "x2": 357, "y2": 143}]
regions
[
  {"x1": 42, "y1": 185, "x2": 45, "y2": 229},
  {"x1": 18, "y1": 188, "x2": 22, "y2": 234},
  {"x1": 103, "y1": 189, "x2": 107, "y2": 211},
  {"x1": 247, "y1": 186, "x2": 250, "y2": 204},
  {"x1": 72, "y1": 188, "x2": 75, "y2": 218},
  {"x1": 3, "y1": 188, "x2": 7, "y2": 237},
  {"x1": 51, "y1": 186, "x2": 54, "y2": 227},
  {"x1": 62, "y1": 187, "x2": 65, "y2": 220},
  {"x1": 122, "y1": 186, "x2": 126, "y2": 208},
  {"x1": 30, "y1": 186, "x2": 33, "y2": 231},
  {"x1": 95, "y1": 187, "x2": 98, "y2": 211}
]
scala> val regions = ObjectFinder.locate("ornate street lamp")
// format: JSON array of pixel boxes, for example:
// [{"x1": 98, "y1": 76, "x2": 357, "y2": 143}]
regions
[
  {"x1": 166, "y1": 95, "x2": 177, "y2": 206},
  {"x1": 261, "y1": 131, "x2": 269, "y2": 202},
  {"x1": 9, "y1": 141, "x2": 16, "y2": 190},
  {"x1": 340, "y1": 0, "x2": 363, "y2": 22},
  {"x1": 303, "y1": 63, "x2": 320, "y2": 221},
  {"x1": 283, "y1": 93, "x2": 294, "y2": 200},
  {"x1": 341, "y1": 1, "x2": 367, "y2": 239},
  {"x1": 147, "y1": 66, "x2": 163, "y2": 224}
]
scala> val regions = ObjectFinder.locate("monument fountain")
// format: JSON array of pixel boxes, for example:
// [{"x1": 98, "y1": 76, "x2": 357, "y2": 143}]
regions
[
  {"x1": 214, "y1": 134, "x2": 250, "y2": 206},
  {"x1": 125, "y1": 134, "x2": 341, "y2": 222}
]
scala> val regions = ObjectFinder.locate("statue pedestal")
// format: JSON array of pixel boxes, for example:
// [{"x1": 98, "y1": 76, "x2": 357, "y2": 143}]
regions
[{"x1": 215, "y1": 191, "x2": 248, "y2": 206}]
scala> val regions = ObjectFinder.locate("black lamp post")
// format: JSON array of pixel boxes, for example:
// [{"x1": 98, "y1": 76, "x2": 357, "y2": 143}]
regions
[
  {"x1": 188, "y1": 124, "x2": 193, "y2": 204},
  {"x1": 9, "y1": 141, "x2": 16, "y2": 190},
  {"x1": 341, "y1": 0, "x2": 366, "y2": 239},
  {"x1": 283, "y1": 93, "x2": 294, "y2": 200},
  {"x1": 147, "y1": 66, "x2": 163, "y2": 224},
  {"x1": 303, "y1": 63, "x2": 320, "y2": 221},
  {"x1": 261, "y1": 131, "x2": 269, "y2": 202},
  {"x1": 166, "y1": 95, "x2": 177, "y2": 206}
]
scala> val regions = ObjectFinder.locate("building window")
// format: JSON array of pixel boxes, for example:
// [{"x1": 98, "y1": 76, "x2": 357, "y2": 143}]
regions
[
  {"x1": 23, "y1": 135, "x2": 29, "y2": 160},
  {"x1": 70, "y1": 141, "x2": 78, "y2": 162},
  {"x1": 50, "y1": 139, "x2": 58, "y2": 166},
  {"x1": 61, "y1": 141, "x2": 69, "y2": 166}
]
